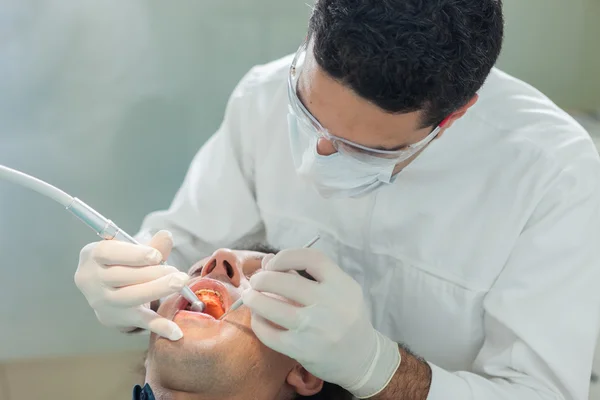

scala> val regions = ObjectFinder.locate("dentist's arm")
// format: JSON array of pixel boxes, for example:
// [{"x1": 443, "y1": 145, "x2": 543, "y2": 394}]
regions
[
  {"x1": 374, "y1": 156, "x2": 600, "y2": 400},
  {"x1": 244, "y1": 159, "x2": 600, "y2": 399},
  {"x1": 378, "y1": 162, "x2": 600, "y2": 400}
]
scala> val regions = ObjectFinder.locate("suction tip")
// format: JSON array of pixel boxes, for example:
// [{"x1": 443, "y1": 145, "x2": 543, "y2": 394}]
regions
[{"x1": 190, "y1": 300, "x2": 205, "y2": 313}]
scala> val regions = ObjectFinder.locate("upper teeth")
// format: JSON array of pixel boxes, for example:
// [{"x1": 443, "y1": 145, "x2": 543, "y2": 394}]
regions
[{"x1": 195, "y1": 289, "x2": 223, "y2": 303}]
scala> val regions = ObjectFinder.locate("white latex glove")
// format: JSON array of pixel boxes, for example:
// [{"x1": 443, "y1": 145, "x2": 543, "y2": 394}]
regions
[
  {"x1": 74, "y1": 230, "x2": 190, "y2": 341},
  {"x1": 241, "y1": 248, "x2": 401, "y2": 398}
]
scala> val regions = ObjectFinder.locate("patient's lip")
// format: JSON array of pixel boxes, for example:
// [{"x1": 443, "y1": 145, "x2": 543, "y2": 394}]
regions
[{"x1": 175, "y1": 309, "x2": 217, "y2": 322}]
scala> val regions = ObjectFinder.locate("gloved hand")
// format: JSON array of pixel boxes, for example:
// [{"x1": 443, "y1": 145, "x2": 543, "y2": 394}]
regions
[
  {"x1": 241, "y1": 248, "x2": 401, "y2": 398},
  {"x1": 74, "y1": 230, "x2": 190, "y2": 341}
]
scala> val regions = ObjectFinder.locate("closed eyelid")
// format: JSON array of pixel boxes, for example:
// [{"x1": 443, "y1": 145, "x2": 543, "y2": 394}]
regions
[
  {"x1": 245, "y1": 269, "x2": 261, "y2": 278},
  {"x1": 188, "y1": 264, "x2": 204, "y2": 276},
  {"x1": 243, "y1": 262, "x2": 262, "y2": 278}
]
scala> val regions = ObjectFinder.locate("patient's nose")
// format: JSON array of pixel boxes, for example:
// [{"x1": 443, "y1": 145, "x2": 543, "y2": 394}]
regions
[{"x1": 201, "y1": 248, "x2": 241, "y2": 287}]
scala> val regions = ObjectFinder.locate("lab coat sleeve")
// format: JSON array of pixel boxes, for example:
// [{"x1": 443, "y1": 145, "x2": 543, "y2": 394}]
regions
[
  {"x1": 135, "y1": 68, "x2": 265, "y2": 269},
  {"x1": 426, "y1": 155, "x2": 600, "y2": 400}
]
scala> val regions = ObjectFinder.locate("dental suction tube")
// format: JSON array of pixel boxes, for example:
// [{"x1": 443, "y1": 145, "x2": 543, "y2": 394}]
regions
[
  {"x1": 0, "y1": 164, "x2": 205, "y2": 312},
  {"x1": 0, "y1": 164, "x2": 131, "y2": 241},
  {"x1": 0, "y1": 164, "x2": 73, "y2": 206}
]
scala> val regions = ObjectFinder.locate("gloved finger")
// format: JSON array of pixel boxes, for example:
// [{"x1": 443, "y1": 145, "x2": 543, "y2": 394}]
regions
[
  {"x1": 241, "y1": 288, "x2": 302, "y2": 330},
  {"x1": 260, "y1": 253, "x2": 275, "y2": 269},
  {"x1": 147, "y1": 230, "x2": 173, "y2": 262},
  {"x1": 249, "y1": 270, "x2": 319, "y2": 306},
  {"x1": 98, "y1": 263, "x2": 182, "y2": 287},
  {"x1": 250, "y1": 313, "x2": 299, "y2": 359},
  {"x1": 263, "y1": 248, "x2": 339, "y2": 282},
  {"x1": 92, "y1": 240, "x2": 162, "y2": 267},
  {"x1": 104, "y1": 271, "x2": 190, "y2": 307},
  {"x1": 133, "y1": 306, "x2": 183, "y2": 341}
]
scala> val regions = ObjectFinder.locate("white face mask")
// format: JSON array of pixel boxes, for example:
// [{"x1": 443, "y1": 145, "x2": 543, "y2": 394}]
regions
[{"x1": 288, "y1": 113, "x2": 398, "y2": 199}]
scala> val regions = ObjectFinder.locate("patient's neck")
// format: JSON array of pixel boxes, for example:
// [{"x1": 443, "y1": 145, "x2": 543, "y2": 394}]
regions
[
  {"x1": 151, "y1": 388, "x2": 248, "y2": 400},
  {"x1": 144, "y1": 376, "x2": 282, "y2": 400},
  {"x1": 146, "y1": 382, "x2": 252, "y2": 400}
]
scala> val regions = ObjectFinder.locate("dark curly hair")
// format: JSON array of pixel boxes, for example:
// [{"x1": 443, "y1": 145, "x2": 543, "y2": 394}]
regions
[{"x1": 308, "y1": 0, "x2": 504, "y2": 128}]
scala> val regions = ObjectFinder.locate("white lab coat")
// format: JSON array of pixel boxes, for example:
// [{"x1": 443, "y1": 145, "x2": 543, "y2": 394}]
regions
[{"x1": 137, "y1": 54, "x2": 600, "y2": 400}]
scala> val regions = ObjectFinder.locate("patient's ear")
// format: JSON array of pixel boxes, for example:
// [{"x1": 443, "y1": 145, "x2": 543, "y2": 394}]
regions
[{"x1": 286, "y1": 364, "x2": 324, "y2": 396}]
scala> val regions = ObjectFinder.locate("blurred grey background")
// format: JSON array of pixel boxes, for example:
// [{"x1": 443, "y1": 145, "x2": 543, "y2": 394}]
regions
[{"x1": 0, "y1": 0, "x2": 598, "y2": 376}]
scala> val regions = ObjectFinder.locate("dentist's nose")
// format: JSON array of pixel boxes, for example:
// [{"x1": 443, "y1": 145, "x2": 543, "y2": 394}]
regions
[
  {"x1": 201, "y1": 248, "x2": 241, "y2": 287},
  {"x1": 316, "y1": 137, "x2": 337, "y2": 156}
]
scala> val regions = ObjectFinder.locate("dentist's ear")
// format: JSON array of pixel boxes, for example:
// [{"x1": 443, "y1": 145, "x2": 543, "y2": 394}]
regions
[
  {"x1": 435, "y1": 94, "x2": 479, "y2": 138},
  {"x1": 286, "y1": 364, "x2": 324, "y2": 396}
]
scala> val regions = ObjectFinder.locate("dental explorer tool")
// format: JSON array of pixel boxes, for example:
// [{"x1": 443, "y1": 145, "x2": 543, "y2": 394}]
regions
[
  {"x1": 0, "y1": 164, "x2": 205, "y2": 312},
  {"x1": 218, "y1": 234, "x2": 321, "y2": 320}
]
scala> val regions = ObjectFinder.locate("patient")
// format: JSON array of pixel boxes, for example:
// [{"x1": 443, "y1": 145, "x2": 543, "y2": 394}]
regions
[{"x1": 137, "y1": 244, "x2": 352, "y2": 400}]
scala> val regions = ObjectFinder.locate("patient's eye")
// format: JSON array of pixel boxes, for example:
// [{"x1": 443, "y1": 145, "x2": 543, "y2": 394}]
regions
[
  {"x1": 188, "y1": 263, "x2": 204, "y2": 277},
  {"x1": 242, "y1": 255, "x2": 264, "y2": 278},
  {"x1": 244, "y1": 268, "x2": 261, "y2": 279}
]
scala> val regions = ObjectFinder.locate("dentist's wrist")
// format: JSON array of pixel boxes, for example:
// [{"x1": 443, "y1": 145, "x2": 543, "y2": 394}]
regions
[{"x1": 347, "y1": 330, "x2": 401, "y2": 399}]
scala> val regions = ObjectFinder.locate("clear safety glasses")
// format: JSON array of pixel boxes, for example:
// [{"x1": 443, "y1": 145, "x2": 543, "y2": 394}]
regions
[{"x1": 287, "y1": 40, "x2": 449, "y2": 163}]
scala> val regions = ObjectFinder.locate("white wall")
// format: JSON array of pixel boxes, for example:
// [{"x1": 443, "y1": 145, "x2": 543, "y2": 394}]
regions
[
  {"x1": 581, "y1": 0, "x2": 600, "y2": 110},
  {"x1": 0, "y1": 0, "x2": 597, "y2": 361},
  {"x1": 497, "y1": 0, "x2": 599, "y2": 110},
  {"x1": 0, "y1": 0, "x2": 311, "y2": 360}
]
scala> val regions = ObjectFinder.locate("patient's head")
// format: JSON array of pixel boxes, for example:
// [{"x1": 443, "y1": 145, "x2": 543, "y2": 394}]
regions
[{"x1": 145, "y1": 244, "x2": 351, "y2": 400}]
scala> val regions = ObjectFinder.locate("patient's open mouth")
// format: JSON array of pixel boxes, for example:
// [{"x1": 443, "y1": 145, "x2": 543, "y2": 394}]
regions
[
  {"x1": 174, "y1": 277, "x2": 233, "y2": 322},
  {"x1": 185, "y1": 289, "x2": 226, "y2": 319}
]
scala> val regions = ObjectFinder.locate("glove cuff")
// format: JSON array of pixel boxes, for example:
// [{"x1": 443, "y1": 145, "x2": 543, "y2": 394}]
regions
[{"x1": 346, "y1": 330, "x2": 401, "y2": 399}]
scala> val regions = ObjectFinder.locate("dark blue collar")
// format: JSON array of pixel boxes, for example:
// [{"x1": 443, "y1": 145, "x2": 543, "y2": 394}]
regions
[{"x1": 132, "y1": 383, "x2": 155, "y2": 400}]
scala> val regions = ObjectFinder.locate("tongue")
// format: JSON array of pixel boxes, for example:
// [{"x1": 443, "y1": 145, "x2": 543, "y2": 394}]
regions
[{"x1": 196, "y1": 292, "x2": 225, "y2": 319}]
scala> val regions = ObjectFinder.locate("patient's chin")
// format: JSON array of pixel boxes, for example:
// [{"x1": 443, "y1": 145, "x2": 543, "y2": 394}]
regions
[
  {"x1": 148, "y1": 341, "x2": 228, "y2": 394},
  {"x1": 148, "y1": 341, "x2": 289, "y2": 398},
  {"x1": 147, "y1": 305, "x2": 297, "y2": 397}
]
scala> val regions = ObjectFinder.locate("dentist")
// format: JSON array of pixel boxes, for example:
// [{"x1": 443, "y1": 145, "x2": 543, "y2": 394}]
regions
[{"x1": 74, "y1": 1, "x2": 600, "y2": 399}]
